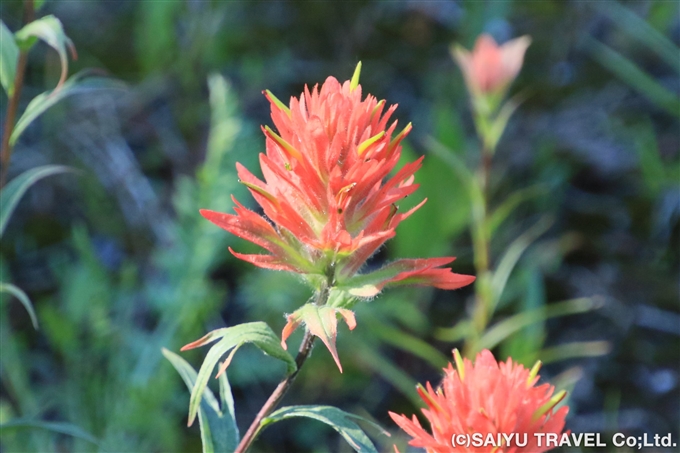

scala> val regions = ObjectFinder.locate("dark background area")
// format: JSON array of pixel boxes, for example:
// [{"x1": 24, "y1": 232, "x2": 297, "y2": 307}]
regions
[{"x1": 0, "y1": 0, "x2": 678, "y2": 451}]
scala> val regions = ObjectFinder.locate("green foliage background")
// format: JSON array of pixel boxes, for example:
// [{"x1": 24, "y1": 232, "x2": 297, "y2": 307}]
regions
[{"x1": 0, "y1": 0, "x2": 678, "y2": 452}]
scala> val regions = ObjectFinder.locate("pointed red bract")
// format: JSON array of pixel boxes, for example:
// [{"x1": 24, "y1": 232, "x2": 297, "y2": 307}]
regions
[
  {"x1": 389, "y1": 350, "x2": 568, "y2": 453},
  {"x1": 201, "y1": 70, "x2": 474, "y2": 291},
  {"x1": 280, "y1": 305, "x2": 356, "y2": 372}
]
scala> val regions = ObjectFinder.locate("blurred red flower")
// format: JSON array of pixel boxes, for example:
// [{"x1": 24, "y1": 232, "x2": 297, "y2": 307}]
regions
[
  {"x1": 452, "y1": 34, "x2": 531, "y2": 96},
  {"x1": 390, "y1": 350, "x2": 568, "y2": 453}
]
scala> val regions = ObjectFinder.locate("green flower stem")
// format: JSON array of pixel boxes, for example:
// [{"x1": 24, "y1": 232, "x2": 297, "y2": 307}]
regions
[
  {"x1": 0, "y1": 0, "x2": 34, "y2": 188},
  {"x1": 464, "y1": 105, "x2": 498, "y2": 357},
  {"x1": 234, "y1": 281, "x2": 331, "y2": 453}
]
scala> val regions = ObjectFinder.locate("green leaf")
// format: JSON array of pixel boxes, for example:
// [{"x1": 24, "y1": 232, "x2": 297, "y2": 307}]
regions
[
  {"x1": 490, "y1": 216, "x2": 553, "y2": 310},
  {"x1": 488, "y1": 185, "x2": 546, "y2": 235},
  {"x1": 261, "y1": 406, "x2": 387, "y2": 453},
  {"x1": 501, "y1": 266, "x2": 546, "y2": 364},
  {"x1": 10, "y1": 72, "x2": 125, "y2": 146},
  {"x1": 371, "y1": 321, "x2": 448, "y2": 369},
  {"x1": 182, "y1": 322, "x2": 296, "y2": 427},
  {"x1": 538, "y1": 341, "x2": 611, "y2": 364},
  {"x1": 434, "y1": 319, "x2": 473, "y2": 342},
  {"x1": 594, "y1": 1, "x2": 679, "y2": 72},
  {"x1": 14, "y1": 15, "x2": 75, "y2": 90},
  {"x1": 485, "y1": 96, "x2": 521, "y2": 151},
  {"x1": 0, "y1": 21, "x2": 18, "y2": 97},
  {"x1": 0, "y1": 164, "x2": 71, "y2": 238},
  {"x1": 586, "y1": 36, "x2": 680, "y2": 116},
  {"x1": 0, "y1": 419, "x2": 100, "y2": 448},
  {"x1": 162, "y1": 348, "x2": 238, "y2": 453},
  {"x1": 0, "y1": 282, "x2": 38, "y2": 329},
  {"x1": 478, "y1": 297, "x2": 604, "y2": 351},
  {"x1": 425, "y1": 136, "x2": 474, "y2": 189}
]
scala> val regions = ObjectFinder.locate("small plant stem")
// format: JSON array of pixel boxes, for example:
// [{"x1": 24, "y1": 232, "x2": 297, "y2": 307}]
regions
[
  {"x1": 465, "y1": 143, "x2": 494, "y2": 357},
  {"x1": 0, "y1": 0, "x2": 35, "y2": 188},
  {"x1": 234, "y1": 283, "x2": 330, "y2": 453}
]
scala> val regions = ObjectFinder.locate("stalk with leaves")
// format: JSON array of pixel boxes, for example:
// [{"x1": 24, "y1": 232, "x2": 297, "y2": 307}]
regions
[{"x1": 165, "y1": 63, "x2": 475, "y2": 452}]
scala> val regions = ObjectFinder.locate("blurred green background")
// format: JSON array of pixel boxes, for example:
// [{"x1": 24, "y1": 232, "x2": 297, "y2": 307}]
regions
[{"x1": 0, "y1": 0, "x2": 678, "y2": 452}]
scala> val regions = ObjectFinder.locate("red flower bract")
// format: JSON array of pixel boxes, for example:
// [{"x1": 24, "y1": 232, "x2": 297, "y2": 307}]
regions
[
  {"x1": 389, "y1": 350, "x2": 568, "y2": 453},
  {"x1": 452, "y1": 34, "x2": 531, "y2": 96},
  {"x1": 200, "y1": 66, "x2": 474, "y2": 292}
]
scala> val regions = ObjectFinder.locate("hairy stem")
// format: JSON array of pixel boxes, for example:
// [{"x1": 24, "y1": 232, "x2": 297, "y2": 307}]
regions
[
  {"x1": 234, "y1": 283, "x2": 330, "y2": 453},
  {"x1": 0, "y1": 0, "x2": 34, "y2": 188}
]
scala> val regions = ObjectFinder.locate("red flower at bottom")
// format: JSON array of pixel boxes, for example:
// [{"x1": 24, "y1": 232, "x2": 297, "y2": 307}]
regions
[{"x1": 389, "y1": 350, "x2": 568, "y2": 453}]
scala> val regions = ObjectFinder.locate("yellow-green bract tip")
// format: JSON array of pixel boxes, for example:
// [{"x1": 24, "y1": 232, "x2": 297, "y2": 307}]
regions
[
  {"x1": 453, "y1": 349, "x2": 465, "y2": 381},
  {"x1": 350, "y1": 61, "x2": 362, "y2": 92}
]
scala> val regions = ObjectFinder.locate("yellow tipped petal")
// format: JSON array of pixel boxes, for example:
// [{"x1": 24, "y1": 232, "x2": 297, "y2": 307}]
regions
[
  {"x1": 239, "y1": 180, "x2": 278, "y2": 204},
  {"x1": 371, "y1": 99, "x2": 386, "y2": 118},
  {"x1": 416, "y1": 383, "x2": 445, "y2": 413},
  {"x1": 265, "y1": 89, "x2": 291, "y2": 116},
  {"x1": 532, "y1": 390, "x2": 567, "y2": 422},
  {"x1": 389, "y1": 122, "x2": 412, "y2": 150},
  {"x1": 357, "y1": 131, "x2": 385, "y2": 156},
  {"x1": 527, "y1": 360, "x2": 542, "y2": 387},
  {"x1": 453, "y1": 349, "x2": 465, "y2": 381},
  {"x1": 265, "y1": 125, "x2": 304, "y2": 163},
  {"x1": 350, "y1": 61, "x2": 362, "y2": 92}
]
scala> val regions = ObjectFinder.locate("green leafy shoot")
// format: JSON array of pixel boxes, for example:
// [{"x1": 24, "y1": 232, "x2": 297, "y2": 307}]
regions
[
  {"x1": 0, "y1": 21, "x2": 19, "y2": 96},
  {"x1": 162, "y1": 348, "x2": 239, "y2": 453},
  {"x1": 0, "y1": 419, "x2": 101, "y2": 449},
  {"x1": 0, "y1": 283, "x2": 38, "y2": 329},
  {"x1": 180, "y1": 322, "x2": 296, "y2": 427},
  {"x1": 10, "y1": 72, "x2": 125, "y2": 146},
  {"x1": 479, "y1": 297, "x2": 604, "y2": 351},
  {"x1": 260, "y1": 405, "x2": 388, "y2": 453},
  {"x1": 0, "y1": 165, "x2": 71, "y2": 238},
  {"x1": 14, "y1": 15, "x2": 76, "y2": 90}
]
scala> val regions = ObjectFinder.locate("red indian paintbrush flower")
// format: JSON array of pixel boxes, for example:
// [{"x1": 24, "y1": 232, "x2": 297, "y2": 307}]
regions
[
  {"x1": 452, "y1": 34, "x2": 531, "y2": 97},
  {"x1": 199, "y1": 64, "x2": 474, "y2": 370},
  {"x1": 389, "y1": 350, "x2": 568, "y2": 453},
  {"x1": 200, "y1": 63, "x2": 473, "y2": 291}
]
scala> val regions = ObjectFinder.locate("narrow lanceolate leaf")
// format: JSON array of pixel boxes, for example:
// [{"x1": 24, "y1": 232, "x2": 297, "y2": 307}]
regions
[
  {"x1": 0, "y1": 419, "x2": 100, "y2": 447},
  {"x1": 10, "y1": 72, "x2": 125, "y2": 146},
  {"x1": 0, "y1": 283, "x2": 38, "y2": 329},
  {"x1": 478, "y1": 297, "x2": 604, "y2": 350},
  {"x1": 0, "y1": 165, "x2": 71, "y2": 238},
  {"x1": 490, "y1": 216, "x2": 553, "y2": 309},
  {"x1": 0, "y1": 21, "x2": 19, "y2": 96},
  {"x1": 182, "y1": 322, "x2": 296, "y2": 427},
  {"x1": 14, "y1": 15, "x2": 76, "y2": 90},
  {"x1": 162, "y1": 348, "x2": 239, "y2": 452},
  {"x1": 261, "y1": 406, "x2": 387, "y2": 453}
]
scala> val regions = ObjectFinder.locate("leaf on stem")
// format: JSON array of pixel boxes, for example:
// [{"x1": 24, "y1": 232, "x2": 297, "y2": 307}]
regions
[
  {"x1": 0, "y1": 419, "x2": 100, "y2": 447},
  {"x1": 180, "y1": 322, "x2": 296, "y2": 427},
  {"x1": 538, "y1": 341, "x2": 612, "y2": 364},
  {"x1": 478, "y1": 296, "x2": 604, "y2": 350},
  {"x1": 0, "y1": 282, "x2": 38, "y2": 329},
  {"x1": 490, "y1": 215, "x2": 553, "y2": 310},
  {"x1": 14, "y1": 15, "x2": 76, "y2": 91},
  {"x1": 0, "y1": 21, "x2": 19, "y2": 97},
  {"x1": 488, "y1": 185, "x2": 546, "y2": 236},
  {"x1": 162, "y1": 348, "x2": 239, "y2": 453},
  {"x1": 10, "y1": 71, "x2": 125, "y2": 146},
  {"x1": 261, "y1": 405, "x2": 388, "y2": 453},
  {"x1": 0, "y1": 164, "x2": 71, "y2": 238}
]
